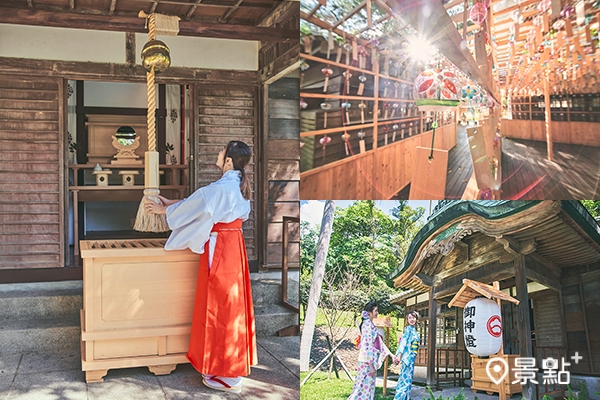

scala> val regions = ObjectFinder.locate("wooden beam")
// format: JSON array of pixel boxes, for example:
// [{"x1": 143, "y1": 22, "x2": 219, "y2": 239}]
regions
[
  {"x1": 0, "y1": 57, "x2": 260, "y2": 85},
  {"x1": 333, "y1": 1, "x2": 366, "y2": 29},
  {"x1": 515, "y1": 255, "x2": 536, "y2": 400},
  {"x1": 434, "y1": 260, "x2": 515, "y2": 299},
  {"x1": 416, "y1": 272, "x2": 435, "y2": 287},
  {"x1": 27, "y1": 0, "x2": 33, "y2": 7},
  {"x1": 125, "y1": 32, "x2": 136, "y2": 66},
  {"x1": 524, "y1": 262, "x2": 561, "y2": 292},
  {"x1": 109, "y1": 0, "x2": 117, "y2": 15},
  {"x1": 70, "y1": 0, "x2": 74, "y2": 10},
  {"x1": 496, "y1": 235, "x2": 520, "y2": 256},
  {"x1": 0, "y1": 7, "x2": 298, "y2": 42},
  {"x1": 220, "y1": 0, "x2": 244, "y2": 24},
  {"x1": 185, "y1": 0, "x2": 203, "y2": 21}
]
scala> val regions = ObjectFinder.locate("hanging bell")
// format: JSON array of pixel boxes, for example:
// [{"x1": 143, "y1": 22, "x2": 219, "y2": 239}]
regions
[{"x1": 141, "y1": 40, "x2": 171, "y2": 73}]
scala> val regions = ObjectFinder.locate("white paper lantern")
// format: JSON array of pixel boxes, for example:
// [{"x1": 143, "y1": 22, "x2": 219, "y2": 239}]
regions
[{"x1": 463, "y1": 297, "x2": 502, "y2": 356}]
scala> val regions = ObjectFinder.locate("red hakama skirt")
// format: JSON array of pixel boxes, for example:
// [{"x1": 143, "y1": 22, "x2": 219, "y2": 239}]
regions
[{"x1": 185, "y1": 219, "x2": 257, "y2": 377}]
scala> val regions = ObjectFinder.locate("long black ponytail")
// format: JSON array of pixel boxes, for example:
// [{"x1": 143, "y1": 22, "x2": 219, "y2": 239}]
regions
[{"x1": 224, "y1": 140, "x2": 252, "y2": 200}]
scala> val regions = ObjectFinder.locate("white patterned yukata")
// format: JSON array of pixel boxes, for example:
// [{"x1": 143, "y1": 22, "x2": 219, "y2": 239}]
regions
[{"x1": 348, "y1": 318, "x2": 391, "y2": 400}]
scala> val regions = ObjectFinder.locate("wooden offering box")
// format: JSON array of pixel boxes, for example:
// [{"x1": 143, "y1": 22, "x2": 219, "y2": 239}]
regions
[
  {"x1": 80, "y1": 239, "x2": 199, "y2": 383},
  {"x1": 470, "y1": 355, "x2": 522, "y2": 396}
]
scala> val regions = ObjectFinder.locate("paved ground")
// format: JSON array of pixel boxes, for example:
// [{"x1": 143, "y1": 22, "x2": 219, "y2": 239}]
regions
[{"x1": 0, "y1": 337, "x2": 299, "y2": 400}]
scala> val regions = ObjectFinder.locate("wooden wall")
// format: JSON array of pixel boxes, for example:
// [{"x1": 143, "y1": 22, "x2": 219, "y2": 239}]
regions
[
  {"x1": 263, "y1": 76, "x2": 300, "y2": 269},
  {"x1": 501, "y1": 119, "x2": 600, "y2": 147},
  {"x1": 532, "y1": 289, "x2": 564, "y2": 348},
  {"x1": 561, "y1": 264, "x2": 600, "y2": 373},
  {"x1": 300, "y1": 123, "x2": 457, "y2": 199},
  {"x1": 0, "y1": 75, "x2": 64, "y2": 269},
  {"x1": 195, "y1": 81, "x2": 258, "y2": 265}
]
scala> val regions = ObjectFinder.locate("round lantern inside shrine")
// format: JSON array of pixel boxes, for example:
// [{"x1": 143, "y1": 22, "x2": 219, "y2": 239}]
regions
[
  {"x1": 413, "y1": 68, "x2": 460, "y2": 112},
  {"x1": 463, "y1": 298, "x2": 502, "y2": 356}
]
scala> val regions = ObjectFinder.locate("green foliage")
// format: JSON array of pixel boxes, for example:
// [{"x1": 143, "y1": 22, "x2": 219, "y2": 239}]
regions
[
  {"x1": 300, "y1": 200, "x2": 424, "y2": 327},
  {"x1": 386, "y1": 321, "x2": 399, "y2": 355},
  {"x1": 425, "y1": 386, "x2": 445, "y2": 400},
  {"x1": 566, "y1": 384, "x2": 575, "y2": 400},
  {"x1": 581, "y1": 200, "x2": 600, "y2": 218},
  {"x1": 580, "y1": 380, "x2": 590, "y2": 400},
  {"x1": 423, "y1": 387, "x2": 469, "y2": 400}
]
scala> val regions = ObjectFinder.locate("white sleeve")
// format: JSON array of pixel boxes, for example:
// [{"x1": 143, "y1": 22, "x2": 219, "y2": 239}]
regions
[{"x1": 164, "y1": 189, "x2": 214, "y2": 254}]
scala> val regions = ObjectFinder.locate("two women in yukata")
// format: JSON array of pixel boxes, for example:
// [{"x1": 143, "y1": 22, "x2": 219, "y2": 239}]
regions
[
  {"x1": 145, "y1": 140, "x2": 256, "y2": 394},
  {"x1": 348, "y1": 304, "x2": 420, "y2": 400}
]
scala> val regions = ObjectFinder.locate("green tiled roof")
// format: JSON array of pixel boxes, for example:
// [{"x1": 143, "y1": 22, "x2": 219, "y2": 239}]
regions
[{"x1": 388, "y1": 201, "x2": 600, "y2": 281}]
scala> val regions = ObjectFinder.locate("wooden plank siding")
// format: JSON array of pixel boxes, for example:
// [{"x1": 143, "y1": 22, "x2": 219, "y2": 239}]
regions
[
  {"x1": 532, "y1": 290, "x2": 564, "y2": 347},
  {"x1": 264, "y1": 77, "x2": 300, "y2": 269},
  {"x1": 0, "y1": 75, "x2": 64, "y2": 269},
  {"x1": 195, "y1": 83, "x2": 258, "y2": 265},
  {"x1": 501, "y1": 119, "x2": 600, "y2": 147},
  {"x1": 300, "y1": 124, "x2": 457, "y2": 199},
  {"x1": 561, "y1": 264, "x2": 600, "y2": 374},
  {"x1": 0, "y1": 49, "x2": 301, "y2": 280}
]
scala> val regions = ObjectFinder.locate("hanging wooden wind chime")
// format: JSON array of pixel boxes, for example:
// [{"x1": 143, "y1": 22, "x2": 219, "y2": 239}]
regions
[{"x1": 133, "y1": 11, "x2": 179, "y2": 232}]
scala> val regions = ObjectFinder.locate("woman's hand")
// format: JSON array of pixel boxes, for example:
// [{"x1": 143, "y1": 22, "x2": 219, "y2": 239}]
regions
[
  {"x1": 157, "y1": 195, "x2": 179, "y2": 206},
  {"x1": 393, "y1": 355, "x2": 400, "y2": 365},
  {"x1": 369, "y1": 363, "x2": 376, "y2": 377},
  {"x1": 145, "y1": 197, "x2": 167, "y2": 215}
]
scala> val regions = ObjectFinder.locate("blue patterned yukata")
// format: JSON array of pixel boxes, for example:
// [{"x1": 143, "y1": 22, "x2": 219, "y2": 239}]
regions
[
  {"x1": 394, "y1": 324, "x2": 420, "y2": 400},
  {"x1": 347, "y1": 318, "x2": 390, "y2": 400}
]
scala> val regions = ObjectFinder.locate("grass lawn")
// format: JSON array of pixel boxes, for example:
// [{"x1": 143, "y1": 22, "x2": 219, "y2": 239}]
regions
[{"x1": 300, "y1": 371, "x2": 395, "y2": 400}]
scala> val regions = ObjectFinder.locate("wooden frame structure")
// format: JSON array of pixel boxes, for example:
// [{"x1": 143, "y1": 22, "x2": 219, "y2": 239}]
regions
[
  {"x1": 0, "y1": 1, "x2": 300, "y2": 279},
  {"x1": 300, "y1": 0, "x2": 600, "y2": 198},
  {"x1": 391, "y1": 200, "x2": 600, "y2": 399}
]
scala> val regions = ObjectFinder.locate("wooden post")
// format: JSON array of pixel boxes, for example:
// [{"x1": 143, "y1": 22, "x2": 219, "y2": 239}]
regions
[
  {"x1": 373, "y1": 56, "x2": 379, "y2": 150},
  {"x1": 543, "y1": 67, "x2": 554, "y2": 161},
  {"x1": 427, "y1": 286, "x2": 437, "y2": 386},
  {"x1": 577, "y1": 275, "x2": 595, "y2": 372},
  {"x1": 383, "y1": 326, "x2": 389, "y2": 396},
  {"x1": 494, "y1": 281, "x2": 507, "y2": 400},
  {"x1": 515, "y1": 255, "x2": 536, "y2": 400}
]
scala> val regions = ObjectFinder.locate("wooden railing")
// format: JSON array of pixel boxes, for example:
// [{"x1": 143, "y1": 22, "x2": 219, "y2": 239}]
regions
[
  {"x1": 534, "y1": 346, "x2": 567, "y2": 400},
  {"x1": 435, "y1": 348, "x2": 471, "y2": 390}
]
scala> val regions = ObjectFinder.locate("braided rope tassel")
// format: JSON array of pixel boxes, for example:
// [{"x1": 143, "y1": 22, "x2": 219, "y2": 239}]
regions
[
  {"x1": 147, "y1": 66, "x2": 156, "y2": 152},
  {"x1": 134, "y1": 12, "x2": 169, "y2": 232}
]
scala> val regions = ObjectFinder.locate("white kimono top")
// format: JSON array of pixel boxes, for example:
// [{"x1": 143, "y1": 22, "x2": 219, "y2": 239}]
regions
[{"x1": 164, "y1": 170, "x2": 250, "y2": 254}]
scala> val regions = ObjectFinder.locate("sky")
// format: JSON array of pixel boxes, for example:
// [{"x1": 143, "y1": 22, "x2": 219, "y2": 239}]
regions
[{"x1": 300, "y1": 200, "x2": 438, "y2": 227}]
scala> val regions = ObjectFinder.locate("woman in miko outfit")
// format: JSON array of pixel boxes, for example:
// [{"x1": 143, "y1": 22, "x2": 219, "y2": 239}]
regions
[
  {"x1": 393, "y1": 311, "x2": 420, "y2": 400},
  {"x1": 348, "y1": 301, "x2": 392, "y2": 400},
  {"x1": 145, "y1": 140, "x2": 257, "y2": 394}
]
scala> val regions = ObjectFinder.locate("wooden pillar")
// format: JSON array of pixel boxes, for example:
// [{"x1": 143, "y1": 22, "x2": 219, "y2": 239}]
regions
[
  {"x1": 515, "y1": 255, "x2": 536, "y2": 400},
  {"x1": 543, "y1": 67, "x2": 554, "y2": 161},
  {"x1": 372, "y1": 58, "x2": 379, "y2": 150},
  {"x1": 427, "y1": 286, "x2": 437, "y2": 386},
  {"x1": 577, "y1": 275, "x2": 595, "y2": 372}
]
